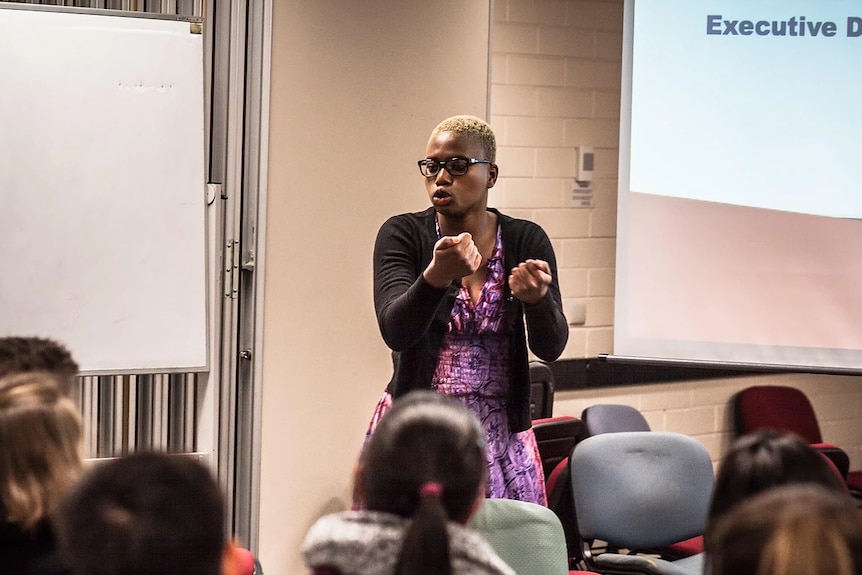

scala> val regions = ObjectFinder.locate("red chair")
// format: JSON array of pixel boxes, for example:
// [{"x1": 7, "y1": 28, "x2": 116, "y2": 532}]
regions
[
  {"x1": 733, "y1": 385, "x2": 862, "y2": 496},
  {"x1": 546, "y1": 456, "x2": 583, "y2": 567},
  {"x1": 529, "y1": 414, "x2": 589, "y2": 566}
]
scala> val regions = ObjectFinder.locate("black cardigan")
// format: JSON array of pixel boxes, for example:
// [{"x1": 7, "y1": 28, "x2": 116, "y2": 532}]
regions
[{"x1": 373, "y1": 207, "x2": 568, "y2": 432}]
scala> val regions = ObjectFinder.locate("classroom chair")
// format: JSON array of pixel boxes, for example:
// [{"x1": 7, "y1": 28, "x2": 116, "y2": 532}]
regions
[
  {"x1": 581, "y1": 404, "x2": 651, "y2": 436},
  {"x1": 470, "y1": 497, "x2": 598, "y2": 575},
  {"x1": 533, "y1": 415, "x2": 587, "y2": 481},
  {"x1": 733, "y1": 385, "x2": 862, "y2": 496},
  {"x1": 529, "y1": 361, "x2": 556, "y2": 420},
  {"x1": 580, "y1": 403, "x2": 704, "y2": 558},
  {"x1": 570, "y1": 432, "x2": 713, "y2": 575}
]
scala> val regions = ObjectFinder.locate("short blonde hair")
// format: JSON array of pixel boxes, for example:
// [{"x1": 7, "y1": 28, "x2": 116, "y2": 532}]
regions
[
  {"x1": 431, "y1": 115, "x2": 496, "y2": 163},
  {"x1": 0, "y1": 372, "x2": 83, "y2": 528}
]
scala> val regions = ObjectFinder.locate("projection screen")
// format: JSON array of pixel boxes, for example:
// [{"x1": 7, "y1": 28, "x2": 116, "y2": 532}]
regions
[{"x1": 613, "y1": 0, "x2": 862, "y2": 373}]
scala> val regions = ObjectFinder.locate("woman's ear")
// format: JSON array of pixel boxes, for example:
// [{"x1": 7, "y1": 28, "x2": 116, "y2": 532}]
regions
[
  {"x1": 487, "y1": 164, "x2": 498, "y2": 188},
  {"x1": 221, "y1": 540, "x2": 255, "y2": 575}
]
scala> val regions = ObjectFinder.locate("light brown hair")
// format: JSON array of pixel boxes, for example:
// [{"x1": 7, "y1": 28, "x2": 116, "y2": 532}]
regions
[
  {"x1": 0, "y1": 372, "x2": 83, "y2": 528},
  {"x1": 707, "y1": 483, "x2": 862, "y2": 575}
]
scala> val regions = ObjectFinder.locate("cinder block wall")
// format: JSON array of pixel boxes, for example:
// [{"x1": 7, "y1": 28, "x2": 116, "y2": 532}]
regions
[
  {"x1": 491, "y1": 0, "x2": 619, "y2": 358},
  {"x1": 489, "y1": 0, "x2": 862, "y2": 468}
]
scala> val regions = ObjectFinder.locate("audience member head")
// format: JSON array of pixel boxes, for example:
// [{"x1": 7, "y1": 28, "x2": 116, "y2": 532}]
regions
[
  {"x1": 430, "y1": 115, "x2": 497, "y2": 163},
  {"x1": 0, "y1": 372, "x2": 83, "y2": 529},
  {"x1": 706, "y1": 483, "x2": 862, "y2": 575},
  {"x1": 0, "y1": 336, "x2": 79, "y2": 394},
  {"x1": 708, "y1": 428, "x2": 845, "y2": 524},
  {"x1": 357, "y1": 390, "x2": 487, "y2": 575},
  {"x1": 57, "y1": 452, "x2": 245, "y2": 575}
]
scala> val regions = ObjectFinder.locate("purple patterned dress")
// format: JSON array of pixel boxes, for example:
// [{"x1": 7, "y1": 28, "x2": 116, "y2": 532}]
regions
[{"x1": 365, "y1": 226, "x2": 547, "y2": 505}]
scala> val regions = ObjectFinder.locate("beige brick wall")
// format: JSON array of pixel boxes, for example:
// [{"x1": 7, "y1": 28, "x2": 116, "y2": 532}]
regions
[
  {"x1": 490, "y1": 0, "x2": 862, "y2": 470},
  {"x1": 492, "y1": 0, "x2": 622, "y2": 359},
  {"x1": 553, "y1": 373, "x2": 862, "y2": 471}
]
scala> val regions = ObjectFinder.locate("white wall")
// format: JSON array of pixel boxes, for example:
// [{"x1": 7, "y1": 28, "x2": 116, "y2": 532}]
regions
[
  {"x1": 260, "y1": 0, "x2": 862, "y2": 573},
  {"x1": 261, "y1": 2, "x2": 491, "y2": 573}
]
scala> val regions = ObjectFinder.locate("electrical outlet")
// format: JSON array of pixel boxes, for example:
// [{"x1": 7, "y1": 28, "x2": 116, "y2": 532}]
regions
[{"x1": 567, "y1": 302, "x2": 587, "y2": 326}]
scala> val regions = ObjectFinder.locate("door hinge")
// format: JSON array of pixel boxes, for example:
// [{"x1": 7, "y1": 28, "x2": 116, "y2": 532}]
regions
[{"x1": 224, "y1": 239, "x2": 239, "y2": 299}]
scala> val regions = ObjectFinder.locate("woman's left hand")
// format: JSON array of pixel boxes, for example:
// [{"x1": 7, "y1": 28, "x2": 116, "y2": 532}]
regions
[{"x1": 508, "y1": 259, "x2": 551, "y2": 305}]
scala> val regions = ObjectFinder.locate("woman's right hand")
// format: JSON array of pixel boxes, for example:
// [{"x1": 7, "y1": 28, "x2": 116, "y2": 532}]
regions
[{"x1": 422, "y1": 232, "x2": 481, "y2": 288}]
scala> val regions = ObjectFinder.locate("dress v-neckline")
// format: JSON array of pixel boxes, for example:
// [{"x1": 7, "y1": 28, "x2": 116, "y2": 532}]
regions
[{"x1": 460, "y1": 226, "x2": 502, "y2": 309}]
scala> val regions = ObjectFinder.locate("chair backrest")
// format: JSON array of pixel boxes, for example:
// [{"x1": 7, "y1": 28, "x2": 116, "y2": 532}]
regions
[
  {"x1": 532, "y1": 416, "x2": 587, "y2": 480},
  {"x1": 733, "y1": 385, "x2": 823, "y2": 443},
  {"x1": 571, "y1": 431, "x2": 714, "y2": 550},
  {"x1": 581, "y1": 404, "x2": 650, "y2": 436},
  {"x1": 816, "y1": 449, "x2": 851, "y2": 490},
  {"x1": 529, "y1": 361, "x2": 555, "y2": 420},
  {"x1": 470, "y1": 497, "x2": 572, "y2": 575},
  {"x1": 546, "y1": 456, "x2": 584, "y2": 565}
]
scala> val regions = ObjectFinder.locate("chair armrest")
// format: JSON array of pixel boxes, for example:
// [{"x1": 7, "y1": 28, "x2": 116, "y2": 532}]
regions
[{"x1": 594, "y1": 553, "x2": 694, "y2": 575}]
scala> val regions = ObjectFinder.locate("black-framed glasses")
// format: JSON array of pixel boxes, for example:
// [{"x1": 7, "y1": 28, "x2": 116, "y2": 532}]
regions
[{"x1": 417, "y1": 157, "x2": 491, "y2": 178}]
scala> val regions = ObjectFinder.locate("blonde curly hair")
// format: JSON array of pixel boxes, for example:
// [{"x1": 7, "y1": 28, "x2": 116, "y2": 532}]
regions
[{"x1": 431, "y1": 115, "x2": 496, "y2": 163}]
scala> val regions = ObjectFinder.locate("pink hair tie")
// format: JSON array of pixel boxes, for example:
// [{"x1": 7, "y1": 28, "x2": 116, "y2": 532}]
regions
[{"x1": 419, "y1": 481, "x2": 443, "y2": 498}]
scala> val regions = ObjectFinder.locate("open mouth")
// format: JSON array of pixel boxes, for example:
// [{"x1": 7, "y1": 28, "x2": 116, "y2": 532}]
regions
[{"x1": 432, "y1": 190, "x2": 452, "y2": 206}]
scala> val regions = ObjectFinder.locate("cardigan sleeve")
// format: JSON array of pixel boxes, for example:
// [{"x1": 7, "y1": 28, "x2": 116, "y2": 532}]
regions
[
  {"x1": 523, "y1": 291, "x2": 568, "y2": 361},
  {"x1": 372, "y1": 214, "x2": 453, "y2": 352},
  {"x1": 514, "y1": 220, "x2": 569, "y2": 361}
]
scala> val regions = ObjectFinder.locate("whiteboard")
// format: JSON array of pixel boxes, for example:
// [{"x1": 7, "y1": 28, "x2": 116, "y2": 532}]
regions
[{"x1": 0, "y1": 6, "x2": 208, "y2": 374}]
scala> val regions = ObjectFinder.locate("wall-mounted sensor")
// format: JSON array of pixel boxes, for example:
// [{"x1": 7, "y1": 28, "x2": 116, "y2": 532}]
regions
[{"x1": 575, "y1": 146, "x2": 594, "y2": 185}]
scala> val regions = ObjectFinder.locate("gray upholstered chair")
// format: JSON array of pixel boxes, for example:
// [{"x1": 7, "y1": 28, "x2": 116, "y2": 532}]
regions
[
  {"x1": 581, "y1": 404, "x2": 650, "y2": 436},
  {"x1": 570, "y1": 432, "x2": 713, "y2": 575}
]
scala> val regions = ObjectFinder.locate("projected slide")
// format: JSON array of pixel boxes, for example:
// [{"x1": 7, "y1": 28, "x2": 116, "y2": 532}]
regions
[
  {"x1": 629, "y1": 0, "x2": 862, "y2": 219},
  {"x1": 615, "y1": 0, "x2": 862, "y2": 372}
]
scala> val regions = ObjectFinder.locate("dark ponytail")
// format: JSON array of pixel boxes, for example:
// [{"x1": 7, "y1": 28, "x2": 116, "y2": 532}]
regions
[
  {"x1": 360, "y1": 391, "x2": 486, "y2": 575},
  {"x1": 394, "y1": 482, "x2": 451, "y2": 575}
]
